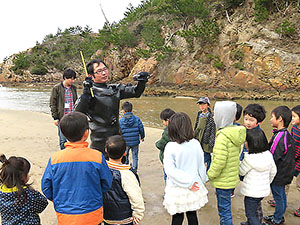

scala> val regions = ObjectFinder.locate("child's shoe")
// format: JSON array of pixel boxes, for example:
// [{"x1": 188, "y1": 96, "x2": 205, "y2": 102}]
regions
[
  {"x1": 267, "y1": 199, "x2": 276, "y2": 207},
  {"x1": 263, "y1": 215, "x2": 285, "y2": 225},
  {"x1": 294, "y1": 207, "x2": 300, "y2": 217}
]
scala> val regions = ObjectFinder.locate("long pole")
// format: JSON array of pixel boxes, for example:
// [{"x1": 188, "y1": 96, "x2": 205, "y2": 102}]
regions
[{"x1": 80, "y1": 51, "x2": 94, "y2": 97}]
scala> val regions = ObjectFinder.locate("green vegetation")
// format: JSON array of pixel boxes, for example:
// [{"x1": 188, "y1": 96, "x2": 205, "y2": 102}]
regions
[
  {"x1": 12, "y1": 53, "x2": 30, "y2": 75},
  {"x1": 231, "y1": 48, "x2": 244, "y2": 61},
  {"x1": 141, "y1": 19, "x2": 165, "y2": 51},
  {"x1": 233, "y1": 62, "x2": 244, "y2": 70},
  {"x1": 213, "y1": 56, "x2": 225, "y2": 70},
  {"x1": 30, "y1": 65, "x2": 48, "y2": 75},
  {"x1": 224, "y1": 0, "x2": 245, "y2": 9},
  {"x1": 8, "y1": 0, "x2": 299, "y2": 76},
  {"x1": 254, "y1": 0, "x2": 271, "y2": 22},
  {"x1": 276, "y1": 20, "x2": 296, "y2": 37}
]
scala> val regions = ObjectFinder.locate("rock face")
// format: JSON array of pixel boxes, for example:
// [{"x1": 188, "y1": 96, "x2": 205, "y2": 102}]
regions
[{"x1": 1, "y1": 5, "x2": 300, "y2": 100}]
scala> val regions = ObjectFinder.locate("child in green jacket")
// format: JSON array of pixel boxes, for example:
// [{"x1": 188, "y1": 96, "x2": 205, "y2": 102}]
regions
[
  {"x1": 155, "y1": 108, "x2": 175, "y2": 182},
  {"x1": 207, "y1": 101, "x2": 246, "y2": 225}
]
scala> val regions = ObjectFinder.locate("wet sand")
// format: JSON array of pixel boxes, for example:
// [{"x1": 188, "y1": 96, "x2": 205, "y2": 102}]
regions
[{"x1": 0, "y1": 109, "x2": 299, "y2": 224}]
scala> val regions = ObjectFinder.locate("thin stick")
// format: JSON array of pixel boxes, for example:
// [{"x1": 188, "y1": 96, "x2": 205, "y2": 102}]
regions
[{"x1": 80, "y1": 51, "x2": 94, "y2": 97}]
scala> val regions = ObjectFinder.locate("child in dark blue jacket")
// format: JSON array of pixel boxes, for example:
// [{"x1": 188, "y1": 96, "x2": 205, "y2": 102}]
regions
[
  {"x1": 119, "y1": 101, "x2": 145, "y2": 173},
  {"x1": 103, "y1": 135, "x2": 144, "y2": 225},
  {"x1": 264, "y1": 106, "x2": 295, "y2": 225}
]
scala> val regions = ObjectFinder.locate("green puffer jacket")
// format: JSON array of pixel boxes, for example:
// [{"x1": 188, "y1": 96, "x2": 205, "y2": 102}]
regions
[{"x1": 207, "y1": 125, "x2": 246, "y2": 189}]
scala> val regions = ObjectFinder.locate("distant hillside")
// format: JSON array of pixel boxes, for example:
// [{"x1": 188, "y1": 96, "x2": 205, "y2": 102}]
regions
[{"x1": 1, "y1": 0, "x2": 300, "y2": 100}]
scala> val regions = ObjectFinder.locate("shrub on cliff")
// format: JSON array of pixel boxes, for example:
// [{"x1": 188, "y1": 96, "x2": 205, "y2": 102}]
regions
[
  {"x1": 30, "y1": 65, "x2": 48, "y2": 75},
  {"x1": 12, "y1": 53, "x2": 30, "y2": 75}
]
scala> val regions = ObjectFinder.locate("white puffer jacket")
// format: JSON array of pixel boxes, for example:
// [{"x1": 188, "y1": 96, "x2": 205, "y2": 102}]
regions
[{"x1": 239, "y1": 151, "x2": 277, "y2": 198}]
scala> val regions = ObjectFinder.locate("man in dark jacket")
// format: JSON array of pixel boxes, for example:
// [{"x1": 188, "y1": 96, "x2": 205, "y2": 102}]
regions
[
  {"x1": 75, "y1": 59, "x2": 148, "y2": 158},
  {"x1": 119, "y1": 101, "x2": 145, "y2": 173},
  {"x1": 50, "y1": 69, "x2": 77, "y2": 149}
]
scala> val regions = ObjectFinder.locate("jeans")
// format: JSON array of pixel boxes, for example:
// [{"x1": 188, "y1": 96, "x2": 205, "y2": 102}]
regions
[
  {"x1": 244, "y1": 196, "x2": 263, "y2": 225},
  {"x1": 125, "y1": 145, "x2": 139, "y2": 173},
  {"x1": 216, "y1": 188, "x2": 234, "y2": 225},
  {"x1": 58, "y1": 124, "x2": 67, "y2": 150},
  {"x1": 204, "y1": 152, "x2": 211, "y2": 171},
  {"x1": 271, "y1": 184, "x2": 287, "y2": 223}
]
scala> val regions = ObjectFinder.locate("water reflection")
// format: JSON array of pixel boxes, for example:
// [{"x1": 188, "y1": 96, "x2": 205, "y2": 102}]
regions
[{"x1": 1, "y1": 86, "x2": 300, "y2": 139}]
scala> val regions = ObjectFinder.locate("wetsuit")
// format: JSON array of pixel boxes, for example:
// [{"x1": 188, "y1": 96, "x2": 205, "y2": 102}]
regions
[{"x1": 75, "y1": 81, "x2": 146, "y2": 158}]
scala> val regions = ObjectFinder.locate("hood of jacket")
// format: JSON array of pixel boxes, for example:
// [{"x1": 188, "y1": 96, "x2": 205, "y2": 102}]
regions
[
  {"x1": 214, "y1": 101, "x2": 237, "y2": 130},
  {"x1": 122, "y1": 112, "x2": 135, "y2": 127},
  {"x1": 243, "y1": 151, "x2": 274, "y2": 172}
]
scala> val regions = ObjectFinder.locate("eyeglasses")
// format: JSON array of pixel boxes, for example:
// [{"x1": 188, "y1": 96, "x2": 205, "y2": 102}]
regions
[{"x1": 94, "y1": 67, "x2": 108, "y2": 74}]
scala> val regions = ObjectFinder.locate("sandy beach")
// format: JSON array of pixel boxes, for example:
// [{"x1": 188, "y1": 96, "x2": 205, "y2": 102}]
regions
[{"x1": 0, "y1": 109, "x2": 299, "y2": 225}]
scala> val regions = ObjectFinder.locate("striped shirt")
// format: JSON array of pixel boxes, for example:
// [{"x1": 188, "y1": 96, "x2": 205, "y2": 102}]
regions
[
  {"x1": 291, "y1": 125, "x2": 300, "y2": 172},
  {"x1": 64, "y1": 86, "x2": 74, "y2": 115}
]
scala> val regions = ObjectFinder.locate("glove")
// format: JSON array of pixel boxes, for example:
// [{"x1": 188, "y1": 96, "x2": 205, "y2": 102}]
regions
[
  {"x1": 133, "y1": 71, "x2": 150, "y2": 82},
  {"x1": 83, "y1": 76, "x2": 93, "y2": 94}
]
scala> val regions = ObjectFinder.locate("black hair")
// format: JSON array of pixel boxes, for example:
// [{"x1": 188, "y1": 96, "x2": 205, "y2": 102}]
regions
[
  {"x1": 246, "y1": 129, "x2": 268, "y2": 154},
  {"x1": 168, "y1": 112, "x2": 194, "y2": 144},
  {"x1": 235, "y1": 103, "x2": 243, "y2": 121},
  {"x1": 243, "y1": 104, "x2": 266, "y2": 123},
  {"x1": 160, "y1": 108, "x2": 175, "y2": 121},
  {"x1": 122, "y1": 101, "x2": 133, "y2": 112},
  {"x1": 60, "y1": 112, "x2": 89, "y2": 142},
  {"x1": 292, "y1": 105, "x2": 300, "y2": 118},
  {"x1": 86, "y1": 59, "x2": 108, "y2": 75},
  {"x1": 271, "y1": 106, "x2": 292, "y2": 128},
  {"x1": 0, "y1": 154, "x2": 31, "y2": 203},
  {"x1": 105, "y1": 135, "x2": 126, "y2": 160},
  {"x1": 63, "y1": 69, "x2": 76, "y2": 79}
]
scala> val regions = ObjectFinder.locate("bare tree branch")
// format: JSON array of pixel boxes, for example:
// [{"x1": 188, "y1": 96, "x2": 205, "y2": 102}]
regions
[{"x1": 99, "y1": 2, "x2": 112, "y2": 31}]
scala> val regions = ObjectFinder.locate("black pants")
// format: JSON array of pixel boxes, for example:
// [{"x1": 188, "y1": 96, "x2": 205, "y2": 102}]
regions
[{"x1": 171, "y1": 211, "x2": 198, "y2": 225}]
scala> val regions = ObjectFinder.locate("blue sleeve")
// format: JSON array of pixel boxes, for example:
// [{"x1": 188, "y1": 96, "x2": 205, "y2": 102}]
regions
[
  {"x1": 99, "y1": 155, "x2": 113, "y2": 194},
  {"x1": 138, "y1": 117, "x2": 145, "y2": 139},
  {"x1": 41, "y1": 158, "x2": 53, "y2": 201}
]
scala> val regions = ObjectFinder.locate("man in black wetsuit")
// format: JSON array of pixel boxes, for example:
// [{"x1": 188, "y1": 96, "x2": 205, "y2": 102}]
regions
[{"x1": 75, "y1": 59, "x2": 148, "y2": 158}]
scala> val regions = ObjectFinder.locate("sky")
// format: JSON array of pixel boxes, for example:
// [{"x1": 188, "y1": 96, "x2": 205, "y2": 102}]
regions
[{"x1": 0, "y1": 0, "x2": 142, "y2": 62}]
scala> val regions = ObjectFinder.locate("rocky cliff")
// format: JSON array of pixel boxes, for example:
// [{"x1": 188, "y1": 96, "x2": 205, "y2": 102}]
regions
[{"x1": 0, "y1": 2, "x2": 299, "y2": 100}]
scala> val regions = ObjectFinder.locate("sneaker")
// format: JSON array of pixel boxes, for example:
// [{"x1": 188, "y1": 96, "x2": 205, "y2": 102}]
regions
[
  {"x1": 267, "y1": 199, "x2": 276, "y2": 207},
  {"x1": 263, "y1": 215, "x2": 285, "y2": 225},
  {"x1": 294, "y1": 207, "x2": 300, "y2": 217},
  {"x1": 264, "y1": 215, "x2": 273, "y2": 223}
]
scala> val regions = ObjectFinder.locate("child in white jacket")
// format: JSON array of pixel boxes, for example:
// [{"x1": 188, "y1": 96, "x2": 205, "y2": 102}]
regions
[{"x1": 240, "y1": 129, "x2": 277, "y2": 225}]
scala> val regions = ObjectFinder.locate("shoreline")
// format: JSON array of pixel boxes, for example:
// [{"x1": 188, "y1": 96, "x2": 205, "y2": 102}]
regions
[
  {"x1": 2, "y1": 82, "x2": 300, "y2": 101},
  {"x1": 0, "y1": 109, "x2": 299, "y2": 224}
]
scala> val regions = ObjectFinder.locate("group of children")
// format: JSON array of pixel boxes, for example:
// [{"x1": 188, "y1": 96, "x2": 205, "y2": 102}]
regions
[
  {"x1": 155, "y1": 98, "x2": 300, "y2": 225},
  {"x1": 0, "y1": 97, "x2": 300, "y2": 225},
  {"x1": 0, "y1": 111, "x2": 144, "y2": 225}
]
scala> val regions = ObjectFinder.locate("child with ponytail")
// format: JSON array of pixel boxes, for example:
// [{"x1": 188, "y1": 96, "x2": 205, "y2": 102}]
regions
[{"x1": 0, "y1": 154, "x2": 48, "y2": 224}]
